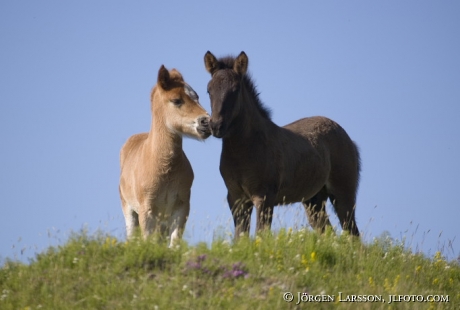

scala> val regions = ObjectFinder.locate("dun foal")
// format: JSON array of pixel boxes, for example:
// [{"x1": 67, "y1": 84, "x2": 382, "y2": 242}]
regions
[
  {"x1": 204, "y1": 51, "x2": 361, "y2": 238},
  {"x1": 119, "y1": 65, "x2": 210, "y2": 246}
]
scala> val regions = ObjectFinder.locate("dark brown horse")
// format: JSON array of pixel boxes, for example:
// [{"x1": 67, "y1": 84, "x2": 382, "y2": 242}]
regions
[{"x1": 204, "y1": 51, "x2": 361, "y2": 238}]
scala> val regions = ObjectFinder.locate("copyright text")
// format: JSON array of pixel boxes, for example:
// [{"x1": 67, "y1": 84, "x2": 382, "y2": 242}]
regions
[{"x1": 282, "y1": 292, "x2": 450, "y2": 304}]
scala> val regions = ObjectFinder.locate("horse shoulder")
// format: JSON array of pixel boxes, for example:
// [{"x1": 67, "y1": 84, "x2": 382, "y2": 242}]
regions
[{"x1": 174, "y1": 150, "x2": 194, "y2": 183}]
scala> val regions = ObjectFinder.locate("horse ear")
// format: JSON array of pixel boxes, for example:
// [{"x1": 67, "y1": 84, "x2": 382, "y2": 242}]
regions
[
  {"x1": 204, "y1": 51, "x2": 219, "y2": 75},
  {"x1": 158, "y1": 65, "x2": 170, "y2": 90},
  {"x1": 234, "y1": 51, "x2": 248, "y2": 75}
]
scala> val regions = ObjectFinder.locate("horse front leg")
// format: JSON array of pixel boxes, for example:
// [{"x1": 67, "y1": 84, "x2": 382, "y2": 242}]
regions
[
  {"x1": 168, "y1": 203, "x2": 189, "y2": 248},
  {"x1": 228, "y1": 192, "x2": 253, "y2": 239},
  {"x1": 254, "y1": 195, "x2": 274, "y2": 233}
]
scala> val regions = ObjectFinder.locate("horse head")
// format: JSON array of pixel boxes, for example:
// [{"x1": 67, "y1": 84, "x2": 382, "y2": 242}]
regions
[
  {"x1": 204, "y1": 51, "x2": 248, "y2": 138},
  {"x1": 152, "y1": 65, "x2": 211, "y2": 140}
]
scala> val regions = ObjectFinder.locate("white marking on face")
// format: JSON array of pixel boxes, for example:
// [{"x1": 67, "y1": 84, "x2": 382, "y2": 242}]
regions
[{"x1": 184, "y1": 83, "x2": 199, "y2": 102}]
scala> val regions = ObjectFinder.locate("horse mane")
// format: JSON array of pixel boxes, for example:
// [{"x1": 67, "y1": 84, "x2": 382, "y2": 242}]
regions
[{"x1": 217, "y1": 56, "x2": 272, "y2": 120}]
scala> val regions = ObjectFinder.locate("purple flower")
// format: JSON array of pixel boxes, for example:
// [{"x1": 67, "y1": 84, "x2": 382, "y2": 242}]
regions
[
  {"x1": 184, "y1": 255, "x2": 249, "y2": 279},
  {"x1": 185, "y1": 261, "x2": 201, "y2": 269},
  {"x1": 197, "y1": 254, "x2": 207, "y2": 262}
]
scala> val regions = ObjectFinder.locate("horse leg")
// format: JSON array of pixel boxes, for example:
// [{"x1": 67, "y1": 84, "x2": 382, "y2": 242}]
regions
[
  {"x1": 168, "y1": 205, "x2": 189, "y2": 248},
  {"x1": 121, "y1": 198, "x2": 139, "y2": 239},
  {"x1": 302, "y1": 186, "x2": 332, "y2": 233},
  {"x1": 254, "y1": 195, "x2": 274, "y2": 233},
  {"x1": 329, "y1": 192, "x2": 360, "y2": 236},
  {"x1": 138, "y1": 204, "x2": 157, "y2": 240},
  {"x1": 228, "y1": 192, "x2": 253, "y2": 239}
]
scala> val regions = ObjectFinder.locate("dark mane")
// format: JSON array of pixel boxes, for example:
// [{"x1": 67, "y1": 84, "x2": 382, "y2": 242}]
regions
[{"x1": 217, "y1": 56, "x2": 272, "y2": 120}]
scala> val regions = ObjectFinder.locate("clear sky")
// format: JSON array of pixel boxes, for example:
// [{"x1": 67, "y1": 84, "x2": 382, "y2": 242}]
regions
[{"x1": 1, "y1": 1, "x2": 459, "y2": 263}]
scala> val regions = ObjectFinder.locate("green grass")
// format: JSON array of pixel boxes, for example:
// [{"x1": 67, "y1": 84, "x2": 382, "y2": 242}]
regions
[{"x1": 1, "y1": 228, "x2": 459, "y2": 309}]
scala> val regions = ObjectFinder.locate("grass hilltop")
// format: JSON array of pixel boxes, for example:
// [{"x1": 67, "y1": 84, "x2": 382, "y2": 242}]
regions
[{"x1": 1, "y1": 228, "x2": 459, "y2": 309}]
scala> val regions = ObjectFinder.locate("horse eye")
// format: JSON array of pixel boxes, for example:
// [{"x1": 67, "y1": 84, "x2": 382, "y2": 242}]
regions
[{"x1": 171, "y1": 98, "x2": 183, "y2": 106}]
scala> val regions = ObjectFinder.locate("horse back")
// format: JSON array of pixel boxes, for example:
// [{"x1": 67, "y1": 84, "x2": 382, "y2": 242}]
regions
[{"x1": 284, "y1": 116, "x2": 361, "y2": 186}]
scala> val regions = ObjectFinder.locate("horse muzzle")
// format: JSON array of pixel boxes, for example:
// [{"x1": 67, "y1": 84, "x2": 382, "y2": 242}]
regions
[
  {"x1": 196, "y1": 115, "x2": 211, "y2": 139},
  {"x1": 210, "y1": 119, "x2": 228, "y2": 138}
]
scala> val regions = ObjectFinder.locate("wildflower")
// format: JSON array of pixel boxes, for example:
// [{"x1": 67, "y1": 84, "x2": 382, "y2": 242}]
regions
[
  {"x1": 310, "y1": 252, "x2": 316, "y2": 262},
  {"x1": 103, "y1": 237, "x2": 117, "y2": 249},
  {"x1": 255, "y1": 236, "x2": 262, "y2": 247},
  {"x1": 393, "y1": 275, "x2": 400, "y2": 288},
  {"x1": 384, "y1": 278, "x2": 391, "y2": 292},
  {"x1": 368, "y1": 277, "x2": 375, "y2": 288},
  {"x1": 301, "y1": 254, "x2": 308, "y2": 271},
  {"x1": 276, "y1": 250, "x2": 284, "y2": 271},
  {"x1": 223, "y1": 287, "x2": 235, "y2": 300},
  {"x1": 197, "y1": 254, "x2": 207, "y2": 262},
  {"x1": 434, "y1": 251, "x2": 442, "y2": 261},
  {"x1": 1, "y1": 289, "x2": 9, "y2": 301},
  {"x1": 415, "y1": 265, "x2": 422, "y2": 274}
]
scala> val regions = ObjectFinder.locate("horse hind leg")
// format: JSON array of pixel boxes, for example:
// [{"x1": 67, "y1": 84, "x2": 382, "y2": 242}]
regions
[
  {"x1": 302, "y1": 186, "x2": 332, "y2": 233},
  {"x1": 329, "y1": 191, "x2": 360, "y2": 236},
  {"x1": 254, "y1": 195, "x2": 275, "y2": 233},
  {"x1": 121, "y1": 199, "x2": 139, "y2": 239}
]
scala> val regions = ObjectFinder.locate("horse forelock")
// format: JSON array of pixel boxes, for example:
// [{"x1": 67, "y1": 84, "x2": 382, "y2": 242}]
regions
[{"x1": 216, "y1": 55, "x2": 236, "y2": 70}]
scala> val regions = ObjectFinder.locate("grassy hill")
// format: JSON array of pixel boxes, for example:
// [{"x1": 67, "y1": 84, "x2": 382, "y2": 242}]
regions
[{"x1": 1, "y1": 228, "x2": 459, "y2": 309}]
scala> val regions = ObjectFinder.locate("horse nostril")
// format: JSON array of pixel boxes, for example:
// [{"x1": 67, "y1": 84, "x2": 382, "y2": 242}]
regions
[{"x1": 199, "y1": 116, "x2": 209, "y2": 126}]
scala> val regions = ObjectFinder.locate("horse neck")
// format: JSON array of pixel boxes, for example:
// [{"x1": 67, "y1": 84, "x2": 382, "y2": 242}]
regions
[
  {"x1": 146, "y1": 113, "x2": 183, "y2": 165},
  {"x1": 227, "y1": 84, "x2": 275, "y2": 142}
]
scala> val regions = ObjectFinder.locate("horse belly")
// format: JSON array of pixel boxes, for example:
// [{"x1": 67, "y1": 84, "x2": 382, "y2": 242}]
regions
[
  {"x1": 275, "y1": 159, "x2": 330, "y2": 205},
  {"x1": 275, "y1": 180, "x2": 325, "y2": 205}
]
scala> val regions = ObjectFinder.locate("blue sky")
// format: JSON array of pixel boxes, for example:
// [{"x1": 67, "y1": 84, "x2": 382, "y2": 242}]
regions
[{"x1": 1, "y1": 1, "x2": 459, "y2": 263}]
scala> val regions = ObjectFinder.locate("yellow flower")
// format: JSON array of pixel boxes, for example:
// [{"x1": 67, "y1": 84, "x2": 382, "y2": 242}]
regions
[
  {"x1": 223, "y1": 287, "x2": 235, "y2": 300},
  {"x1": 301, "y1": 254, "x2": 308, "y2": 266},
  {"x1": 368, "y1": 277, "x2": 375, "y2": 288},
  {"x1": 310, "y1": 252, "x2": 316, "y2": 262},
  {"x1": 300, "y1": 254, "x2": 309, "y2": 271},
  {"x1": 383, "y1": 278, "x2": 391, "y2": 292},
  {"x1": 434, "y1": 251, "x2": 442, "y2": 261},
  {"x1": 393, "y1": 275, "x2": 400, "y2": 288}
]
